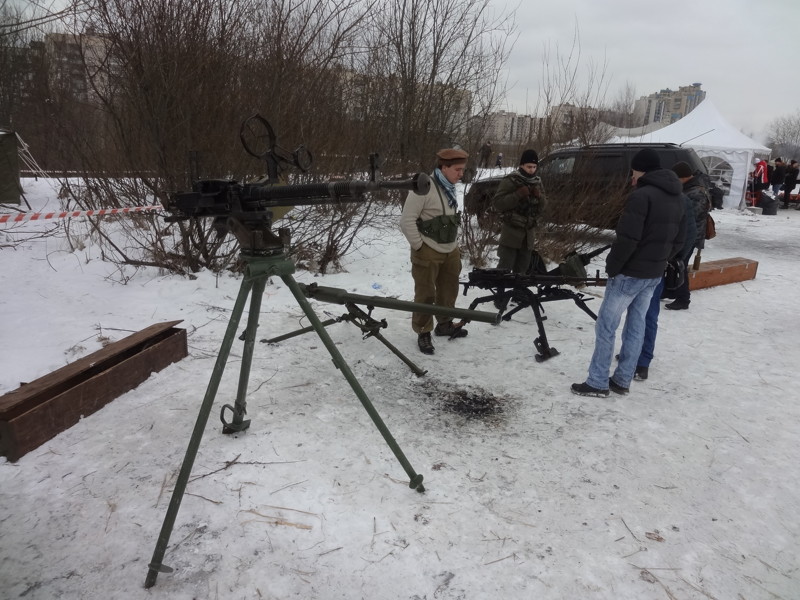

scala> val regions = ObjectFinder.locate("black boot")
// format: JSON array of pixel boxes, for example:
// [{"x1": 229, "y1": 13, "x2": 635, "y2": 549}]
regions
[
  {"x1": 434, "y1": 320, "x2": 468, "y2": 338},
  {"x1": 418, "y1": 332, "x2": 435, "y2": 355}
]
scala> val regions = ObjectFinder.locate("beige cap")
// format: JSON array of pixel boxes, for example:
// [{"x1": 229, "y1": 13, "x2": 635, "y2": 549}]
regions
[{"x1": 436, "y1": 148, "x2": 469, "y2": 162}]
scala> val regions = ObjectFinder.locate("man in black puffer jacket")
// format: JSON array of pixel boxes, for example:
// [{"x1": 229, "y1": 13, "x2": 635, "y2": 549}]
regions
[{"x1": 572, "y1": 148, "x2": 685, "y2": 397}]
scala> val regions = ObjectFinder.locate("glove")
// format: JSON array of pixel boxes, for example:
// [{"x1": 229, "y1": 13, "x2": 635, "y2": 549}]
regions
[
  {"x1": 515, "y1": 186, "x2": 530, "y2": 198},
  {"x1": 530, "y1": 185, "x2": 541, "y2": 199}
]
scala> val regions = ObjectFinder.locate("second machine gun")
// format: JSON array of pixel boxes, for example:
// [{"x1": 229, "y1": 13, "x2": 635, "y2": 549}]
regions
[{"x1": 460, "y1": 245, "x2": 610, "y2": 362}]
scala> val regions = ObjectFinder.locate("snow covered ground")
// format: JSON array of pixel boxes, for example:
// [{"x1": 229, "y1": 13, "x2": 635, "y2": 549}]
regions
[{"x1": 1, "y1": 178, "x2": 798, "y2": 599}]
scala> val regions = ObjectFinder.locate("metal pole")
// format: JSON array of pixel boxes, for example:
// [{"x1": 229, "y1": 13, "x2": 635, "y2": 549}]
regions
[{"x1": 299, "y1": 283, "x2": 499, "y2": 324}]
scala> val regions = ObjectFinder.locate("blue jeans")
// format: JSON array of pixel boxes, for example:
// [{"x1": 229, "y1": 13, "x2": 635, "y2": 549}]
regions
[
  {"x1": 638, "y1": 278, "x2": 665, "y2": 368},
  {"x1": 586, "y1": 274, "x2": 660, "y2": 389}
]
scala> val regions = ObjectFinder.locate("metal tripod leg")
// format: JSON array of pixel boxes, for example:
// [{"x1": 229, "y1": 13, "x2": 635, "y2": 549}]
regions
[
  {"x1": 145, "y1": 269, "x2": 257, "y2": 588},
  {"x1": 282, "y1": 273, "x2": 425, "y2": 494},
  {"x1": 368, "y1": 329, "x2": 427, "y2": 377},
  {"x1": 220, "y1": 275, "x2": 267, "y2": 433}
]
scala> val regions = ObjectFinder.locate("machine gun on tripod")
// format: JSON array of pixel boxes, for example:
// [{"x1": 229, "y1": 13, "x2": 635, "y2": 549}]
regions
[
  {"x1": 459, "y1": 245, "x2": 610, "y2": 362},
  {"x1": 145, "y1": 114, "x2": 498, "y2": 589}
]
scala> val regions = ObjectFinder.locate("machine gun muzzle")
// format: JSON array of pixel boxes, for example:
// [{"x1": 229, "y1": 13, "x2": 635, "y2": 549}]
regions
[{"x1": 299, "y1": 283, "x2": 499, "y2": 324}]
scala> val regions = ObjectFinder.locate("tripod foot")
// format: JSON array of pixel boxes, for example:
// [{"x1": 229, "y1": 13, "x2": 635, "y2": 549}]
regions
[
  {"x1": 220, "y1": 403, "x2": 252, "y2": 433},
  {"x1": 409, "y1": 473, "x2": 425, "y2": 493}
]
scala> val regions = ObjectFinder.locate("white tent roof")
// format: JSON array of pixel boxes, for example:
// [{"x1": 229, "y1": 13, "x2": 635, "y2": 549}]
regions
[
  {"x1": 610, "y1": 99, "x2": 770, "y2": 207},
  {"x1": 610, "y1": 98, "x2": 769, "y2": 152}
]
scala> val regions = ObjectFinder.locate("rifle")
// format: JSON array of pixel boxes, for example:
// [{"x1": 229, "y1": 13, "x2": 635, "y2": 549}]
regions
[{"x1": 459, "y1": 246, "x2": 609, "y2": 362}]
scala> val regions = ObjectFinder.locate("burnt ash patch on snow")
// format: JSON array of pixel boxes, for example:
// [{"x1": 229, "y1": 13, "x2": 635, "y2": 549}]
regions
[{"x1": 418, "y1": 379, "x2": 507, "y2": 425}]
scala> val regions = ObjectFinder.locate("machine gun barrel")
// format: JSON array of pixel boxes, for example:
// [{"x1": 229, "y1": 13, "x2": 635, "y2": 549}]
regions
[
  {"x1": 299, "y1": 283, "x2": 500, "y2": 324},
  {"x1": 244, "y1": 172, "x2": 430, "y2": 207},
  {"x1": 463, "y1": 269, "x2": 606, "y2": 289}
]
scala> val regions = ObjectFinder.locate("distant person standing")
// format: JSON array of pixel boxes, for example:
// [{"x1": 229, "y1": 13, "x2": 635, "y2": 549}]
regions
[
  {"x1": 400, "y1": 148, "x2": 469, "y2": 355},
  {"x1": 571, "y1": 149, "x2": 685, "y2": 397},
  {"x1": 491, "y1": 149, "x2": 546, "y2": 274},
  {"x1": 664, "y1": 162, "x2": 710, "y2": 311},
  {"x1": 771, "y1": 158, "x2": 787, "y2": 197},
  {"x1": 495, "y1": 152, "x2": 504, "y2": 168},
  {"x1": 783, "y1": 159, "x2": 799, "y2": 209},
  {"x1": 751, "y1": 157, "x2": 769, "y2": 193},
  {"x1": 478, "y1": 141, "x2": 492, "y2": 169}
]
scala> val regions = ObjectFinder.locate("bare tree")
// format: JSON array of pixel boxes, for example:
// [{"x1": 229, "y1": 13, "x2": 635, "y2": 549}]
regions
[
  {"x1": 767, "y1": 112, "x2": 800, "y2": 159},
  {"x1": 8, "y1": 0, "x2": 519, "y2": 275},
  {"x1": 601, "y1": 81, "x2": 637, "y2": 129},
  {"x1": 461, "y1": 21, "x2": 617, "y2": 268},
  {"x1": 352, "y1": 0, "x2": 515, "y2": 171}
]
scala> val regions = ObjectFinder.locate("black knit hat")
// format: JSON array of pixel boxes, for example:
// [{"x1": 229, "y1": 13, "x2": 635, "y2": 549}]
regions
[
  {"x1": 630, "y1": 148, "x2": 660, "y2": 172},
  {"x1": 671, "y1": 161, "x2": 693, "y2": 179},
  {"x1": 519, "y1": 149, "x2": 539, "y2": 165}
]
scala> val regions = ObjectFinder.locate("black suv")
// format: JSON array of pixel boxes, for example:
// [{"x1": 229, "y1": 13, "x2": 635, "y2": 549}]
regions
[{"x1": 465, "y1": 143, "x2": 708, "y2": 229}]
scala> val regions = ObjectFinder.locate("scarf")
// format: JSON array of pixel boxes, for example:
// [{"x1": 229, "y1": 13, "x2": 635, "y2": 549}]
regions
[
  {"x1": 517, "y1": 167, "x2": 538, "y2": 185},
  {"x1": 434, "y1": 168, "x2": 458, "y2": 210}
]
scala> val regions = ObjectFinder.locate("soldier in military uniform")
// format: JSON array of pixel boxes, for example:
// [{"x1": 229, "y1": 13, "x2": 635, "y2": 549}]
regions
[
  {"x1": 400, "y1": 148, "x2": 469, "y2": 355},
  {"x1": 491, "y1": 149, "x2": 547, "y2": 274}
]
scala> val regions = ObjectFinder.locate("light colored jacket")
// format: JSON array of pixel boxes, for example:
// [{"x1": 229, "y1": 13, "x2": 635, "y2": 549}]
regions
[{"x1": 400, "y1": 178, "x2": 460, "y2": 253}]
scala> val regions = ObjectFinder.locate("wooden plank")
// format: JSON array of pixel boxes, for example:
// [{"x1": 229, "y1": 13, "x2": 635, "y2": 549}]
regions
[
  {"x1": 0, "y1": 322, "x2": 187, "y2": 461},
  {"x1": 0, "y1": 320, "x2": 183, "y2": 419},
  {"x1": 688, "y1": 257, "x2": 758, "y2": 291}
]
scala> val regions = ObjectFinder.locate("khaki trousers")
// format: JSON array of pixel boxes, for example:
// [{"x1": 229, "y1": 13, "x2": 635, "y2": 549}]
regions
[{"x1": 409, "y1": 244, "x2": 462, "y2": 333}]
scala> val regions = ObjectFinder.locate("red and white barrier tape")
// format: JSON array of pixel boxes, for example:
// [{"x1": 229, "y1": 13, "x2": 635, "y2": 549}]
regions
[{"x1": 0, "y1": 205, "x2": 162, "y2": 225}]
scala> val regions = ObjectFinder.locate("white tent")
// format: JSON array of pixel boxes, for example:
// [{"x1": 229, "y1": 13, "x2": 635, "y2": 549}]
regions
[{"x1": 609, "y1": 99, "x2": 770, "y2": 208}]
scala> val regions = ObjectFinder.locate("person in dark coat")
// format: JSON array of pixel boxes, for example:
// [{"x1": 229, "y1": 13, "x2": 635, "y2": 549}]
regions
[
  {"x1": 770, "y1": 158, "x2": 786, "y2": 197},
  {"x1": 478, "y1": 141, "x2": 492, "y2": 169},
  {"x1": 572, "y1": 148, "x2": 685, "y2": 397},
  {"x1": 634, "y1": 166, "x2": 699, "y2": 381},
  {"x1": 783, "y1": 159, "x2": 799, "y2": 209},
  {"x1": 664, "y1": 162, "x2": 711, "y2": 311},
  {"x1": 491, "y1": 149, "x2": 547, "y2": 274}
]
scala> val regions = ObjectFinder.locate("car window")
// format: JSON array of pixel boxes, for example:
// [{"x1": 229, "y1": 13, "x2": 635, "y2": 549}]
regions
[
  {"x1": 577, "y1": 154, "x2": 626, "y2": 177},
  {"x1": 540, "y1": 155, "x2": 575, "y2": 176}
]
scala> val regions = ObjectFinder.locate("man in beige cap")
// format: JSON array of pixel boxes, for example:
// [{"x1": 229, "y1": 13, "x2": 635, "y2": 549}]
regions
[{"x1": 400, "y1": 148, "x2": 468, "y2": 355}]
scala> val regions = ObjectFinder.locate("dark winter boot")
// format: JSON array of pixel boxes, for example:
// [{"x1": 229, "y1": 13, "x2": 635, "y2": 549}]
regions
[
  {"x1": 634, "y1": 366, "x2": 649, "y2": 381},
  {"x1": 665, "y1": 300, "x2": 689, "y2": 310},
  {"x1": 418, "y1": 332, "x2": 435, "y2": 355},
  {"x1": 570, "y1": 382, "x2": 609, "y2": 397},
  {"x1": 608, "y1": 378, "x2": 629, "y2": 395},
  {"x1": 434, "y1": 321, "x2": 468, "y2": 338}
]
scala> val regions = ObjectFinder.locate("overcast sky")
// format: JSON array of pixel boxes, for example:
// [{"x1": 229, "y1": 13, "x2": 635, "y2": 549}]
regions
[{"x1": 493, "y1": 0, "x2": 799, "y2": 143}]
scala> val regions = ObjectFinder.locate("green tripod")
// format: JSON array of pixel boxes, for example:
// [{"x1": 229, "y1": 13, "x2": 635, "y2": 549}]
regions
[{"x1": 145, "y1": 247, "x2": 421, "y2": 587}]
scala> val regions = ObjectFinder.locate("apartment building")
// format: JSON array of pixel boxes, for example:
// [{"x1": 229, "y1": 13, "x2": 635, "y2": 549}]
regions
[{"x1": 633, "y1": 83, "x2": 706, "y2": 127}]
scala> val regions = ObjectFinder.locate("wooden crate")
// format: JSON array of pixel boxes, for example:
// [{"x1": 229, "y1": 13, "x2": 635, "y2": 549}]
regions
[
  {"x1": 688, "y1": 257, "x2": 758, "y2": 291},
  {"x1": 0, "y1": 321, "x2": 187, "y2": 462}
]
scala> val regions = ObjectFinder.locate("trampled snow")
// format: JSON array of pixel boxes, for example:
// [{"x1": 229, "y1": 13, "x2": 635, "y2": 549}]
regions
[{"x1": 1, "y1": 179, "x2": 798, "y2": 599}]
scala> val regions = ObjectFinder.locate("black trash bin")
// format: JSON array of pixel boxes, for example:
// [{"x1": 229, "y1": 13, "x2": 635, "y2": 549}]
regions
[{"x1": 760, "y1": 192, "x2": 778, "y2": 215}]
